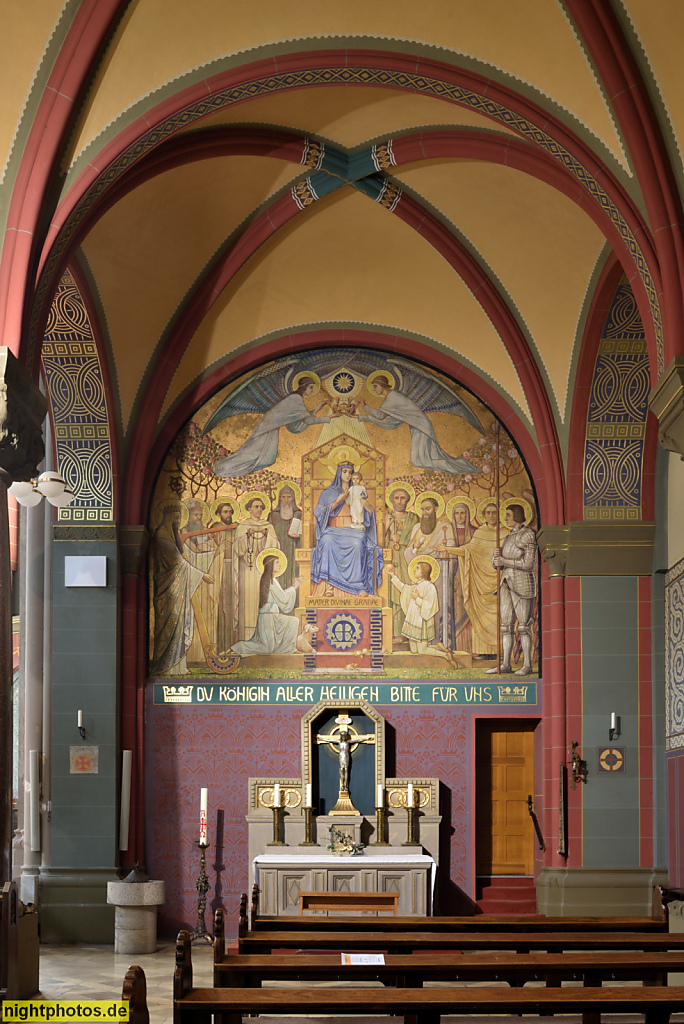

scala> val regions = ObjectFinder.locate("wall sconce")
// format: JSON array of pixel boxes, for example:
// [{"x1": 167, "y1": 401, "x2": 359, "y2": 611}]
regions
[
  {"x1": 609, "y1": 713, "x2": 620, "y2": 741},
  {"x1": 8, "y1": 471, "x2": 75, "y2": 507},
  {"x1": 571, "y1": 740, "x2": 587, "y2": 789},
  {"x1": 78, "y1": 710, "x2": 85, "y2": 739}
]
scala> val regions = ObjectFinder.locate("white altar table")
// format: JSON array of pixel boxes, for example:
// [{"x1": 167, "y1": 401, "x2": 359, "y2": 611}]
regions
[{"x1": 253, "y1": 852, "x2": 435, "y2": 916}]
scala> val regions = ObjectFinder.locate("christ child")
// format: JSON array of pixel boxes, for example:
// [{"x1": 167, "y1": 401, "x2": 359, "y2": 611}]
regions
[{"x1": 347, "y1": 471, "x2": 368, "y2": 528}]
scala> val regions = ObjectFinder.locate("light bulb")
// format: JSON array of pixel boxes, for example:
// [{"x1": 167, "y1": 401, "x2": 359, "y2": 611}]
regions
[
  {"x1": 8, "y1": 480, "x2": 34, "y2": 499},
  {"x1": 16, "y1": 488, "x2": 43, "y2": 507},
  {"x1": 35, "y1": 471, "x2": 66, "y2": 499},
  {"x1": 47, "y1": 486, "x2": 75, "y2": 507}
]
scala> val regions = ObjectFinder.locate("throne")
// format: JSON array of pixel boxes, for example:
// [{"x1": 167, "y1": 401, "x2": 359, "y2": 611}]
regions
[{"x1": 295, "y1": 434, "x2": 392, "y2": 672}]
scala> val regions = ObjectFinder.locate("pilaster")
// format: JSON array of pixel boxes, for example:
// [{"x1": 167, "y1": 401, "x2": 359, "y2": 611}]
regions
[
  {"x1": 649, "y1": 357, "x2": 684, "y2": 458},
  {"x1": 537, "y1": 522, "x2": 655, "y2": 577}
]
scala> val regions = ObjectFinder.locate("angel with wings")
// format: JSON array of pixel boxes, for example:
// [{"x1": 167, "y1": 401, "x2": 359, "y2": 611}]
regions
[
  {"x1": 357, "y1": 365, "x2": 482, "y2": 476},
  {"x1": 203, "y1": 350, "x2": 484, "y2": 479},
  {"x1": 206, "y1": 370, "x2": 331, "y2": 478}
]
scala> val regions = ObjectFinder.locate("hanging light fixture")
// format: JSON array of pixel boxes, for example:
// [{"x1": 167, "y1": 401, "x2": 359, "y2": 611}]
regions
[{"x1": 8, "y1": 472, "x2": 75, "y2": 508}]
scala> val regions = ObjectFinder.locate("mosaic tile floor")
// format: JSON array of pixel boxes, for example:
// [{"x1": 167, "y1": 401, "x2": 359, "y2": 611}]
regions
[{"x1": 34, "y1": 942, "x2": 684, "y2": 1024}]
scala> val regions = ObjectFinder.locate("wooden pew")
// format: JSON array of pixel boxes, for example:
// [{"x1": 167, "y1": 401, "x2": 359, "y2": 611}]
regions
[
  {"x1": 236, "y1": 925, "x2": 684, "y2": 955},
  {"x1": 0, "y1": 880, "x2": 20, "y2": 999},
  {"x1": 249, "y1": 881, "x2": 669, "y2": 931},
  {"x1": 122, "y1": 965, "x2": 150, "y2": 1024},
  {"x1": 215, "y1": 948, "x2": 684, "y2": 990},
  {"x1": 176, "y1": 931, "x2": 684, "y2": 1024}
]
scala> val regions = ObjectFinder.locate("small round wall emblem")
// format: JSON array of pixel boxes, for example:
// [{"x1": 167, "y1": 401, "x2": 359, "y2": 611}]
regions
[{"x1": 324, "y1": 613, "x2": 364, "y2": 650}]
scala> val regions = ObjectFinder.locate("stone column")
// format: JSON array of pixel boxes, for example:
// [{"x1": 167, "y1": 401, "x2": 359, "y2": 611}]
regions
[{"x1": 0, "y1": 349, "x2": 47, "y2": 886}]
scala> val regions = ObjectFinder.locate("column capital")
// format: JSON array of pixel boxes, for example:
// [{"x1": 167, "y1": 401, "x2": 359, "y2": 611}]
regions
[
  {"x1": 537, "y1": 522, "x2": 655, "y2": 576},
  {"x1": 649, "y1": 357, "x2": 684, "y2": 458},
  {"x1": 0, "y1": 348, "x2": 48, "y2": 482}
]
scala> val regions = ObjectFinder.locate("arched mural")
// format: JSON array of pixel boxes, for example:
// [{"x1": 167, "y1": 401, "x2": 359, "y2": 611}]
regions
[{"x1": 149, "y1": 349, "x2": 539, "y2": 694}]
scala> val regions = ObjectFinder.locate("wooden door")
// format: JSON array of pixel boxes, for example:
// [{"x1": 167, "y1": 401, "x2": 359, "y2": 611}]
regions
[{"x1": 476, "y1": 721, "x2": 535, "y2": 875}]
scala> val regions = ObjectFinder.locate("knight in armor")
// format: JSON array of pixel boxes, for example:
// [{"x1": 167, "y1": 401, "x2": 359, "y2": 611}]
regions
[{"x1": 489, "y1": 503, "x2": 537, "y2": 675}]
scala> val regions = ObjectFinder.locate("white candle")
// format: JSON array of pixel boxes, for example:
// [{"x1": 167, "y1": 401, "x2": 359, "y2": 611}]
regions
[
  {"x1": 407, "y1": 783, "x2": 414, "y2": 806},
  {"x1": 77, "y1": 710, "x2": 82, "y2": 728},
  {"x1": 305, "y1": 783, "x2": 311, "y2": 808},
  {"x1": 273, "y1": 783, "x2": 280, "y2": 807},
  {"x1": 610, "y1": 712, "x2": 617, "y2": 731},
  {"x1": 377, "y1": 784, "x2": 383, "y2": 808},
  {"x1": 199, "y1": 788, "x2": 208, "y2": 844}
]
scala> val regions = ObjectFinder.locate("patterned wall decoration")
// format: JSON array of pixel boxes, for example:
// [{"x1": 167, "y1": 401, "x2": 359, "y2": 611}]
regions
[
  {"x1": 146, "y1": 697, "x2": 470, "y2": 935},
  {"x1": 583, "y1": 281, "x2": 650, "y2": 521},
  {"x1": 665, "y1": 556, "x2": 684, "y2": 750},
  {"x1": 41, "y1": 270, "x2": 114, "y2": 523},
  {"x1": 29, "y1": 64, "x2": 663, "y2": 372}
]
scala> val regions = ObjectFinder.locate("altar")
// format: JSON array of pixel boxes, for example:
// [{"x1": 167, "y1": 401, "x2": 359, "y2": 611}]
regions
[
  {"x1": 253, "y1": 852, "x2": 435, "y2": 916},
  {"x1": 246, "y1": 699, "x2": 442, "y2": 916}
]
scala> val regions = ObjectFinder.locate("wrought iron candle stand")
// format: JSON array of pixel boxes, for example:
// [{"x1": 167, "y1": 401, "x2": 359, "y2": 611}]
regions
[
  {"x1": 371, "y1": 804, "x2": 389, "y2": 845},
  {"x1": 191, "y1": 840, "x2": 212, "y2": 942},
  {"x1": 402, "y1": 790, "x2": 420, "y2": 846},
  {"x1": 299, "y1": 806, "x2": 318, "y2": 846},
  {"x1": 268, "y1": 792, "x2": 286, "y2": 846}
]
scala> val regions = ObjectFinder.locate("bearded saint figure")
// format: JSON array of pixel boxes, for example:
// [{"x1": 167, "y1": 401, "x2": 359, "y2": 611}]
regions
[
  {"x1": 406, "y1": 496, "x2": 455, "y2": 648},
  {"x1": 269, "y1": 486, "x2": 302, "y2": 591},
  {"x1": 151, "y1": 505, "x2": 212, "y2": 676}
]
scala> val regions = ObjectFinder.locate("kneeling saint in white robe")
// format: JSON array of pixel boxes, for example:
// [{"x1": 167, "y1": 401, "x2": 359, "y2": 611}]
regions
[{"x1": 231, "y1": 578, "x2": 300, "y2": 657}]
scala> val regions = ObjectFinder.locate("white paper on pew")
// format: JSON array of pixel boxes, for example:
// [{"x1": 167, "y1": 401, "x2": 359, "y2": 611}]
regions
[{"x1": 341, "y1": 953, "x2": 385, "y2": 965}]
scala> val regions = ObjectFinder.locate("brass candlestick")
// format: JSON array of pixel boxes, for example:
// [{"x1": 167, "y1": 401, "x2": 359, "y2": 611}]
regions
[
  {"x1": 267, "y1": 793, "x2": 286, "y2": 846},
  {"x1": 191, "y1": 841, "x2": 212, "y2": 942},
  {"x1": 299, "y1": 806, "x2": 318, "y2": 846},
  {"x1": 402, "y1": 791, "x2": 420, "y2": 846},
  {"x1": 371, "y1": 805, "x2": 389, "y2": 846}
]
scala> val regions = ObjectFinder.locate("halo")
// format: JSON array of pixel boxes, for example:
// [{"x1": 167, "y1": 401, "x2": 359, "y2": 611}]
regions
[
  {"x1": 184, "y1": 497, "x2": 210, "y2": 527},
  {"x1": 256, "y1": 547, "x2": 288, "y2": 577},
  {"x1": 239, "y1": 490, "x2": 271, "y2": 517},
  {"x1": 446, "y1": 495, "x2": 476, "y2": 525},
  {"x1": 292, "y1": 370, "x2": 321, "y2": 396},
  {"x1": 416, "y1": 490, "x2": 445, "y2": 519},
  {"x1": 386, "y1": 480, "x2": 416, "y2": 510},
  {"x1": 500, "y1": 495, "x2": 534, "y2": 527},
  {"x1": 408, "y1": 554, "x2": 441, "y2": 584},
  {"x1": 321, "y1": 445, "x2": 362, "y2": 474},
  {"x1": 367, "y1": 369, "x2": 396, "y2": 391},
  {"x1": 210, "y1": 495, "x2": 240, "y2": 521},
  {"x1": 476, "y1": 497, "x2": 499, "y2": 525},
  {"x1": 273, "y1": 479, "x2": 302, "y2": 507},
  {"x1": 153, "y1": 499, "x2": 188, "y2": 529}
]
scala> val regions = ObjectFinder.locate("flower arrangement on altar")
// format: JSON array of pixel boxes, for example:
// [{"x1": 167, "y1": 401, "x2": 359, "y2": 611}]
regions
[{"x1": 327, "y1": 825, "x2": 364, "y2": 856}]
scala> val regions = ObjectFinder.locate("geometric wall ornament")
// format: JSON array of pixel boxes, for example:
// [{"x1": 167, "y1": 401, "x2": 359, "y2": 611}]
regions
[
  {"x1": 583, "y1": 280, "x2": 650, "y2": 521},
  {"x1": 665, "y1": 555, "x2": 684, "y2": 750},
  {"x1": 597, "y1": 746, "x2": 625, "y2": 772},
  {"x1": 41, "y1": 270, "x2": 114, "y2": 523}
]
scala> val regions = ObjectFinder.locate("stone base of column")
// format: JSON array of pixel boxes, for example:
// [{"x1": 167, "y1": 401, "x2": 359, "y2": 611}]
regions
[
  {"x1": 39, "y1": 867, "x2": 117, "y2": 942},
  {"x1": 536, "y1": 866, "x2": 668, "y2": 916}
]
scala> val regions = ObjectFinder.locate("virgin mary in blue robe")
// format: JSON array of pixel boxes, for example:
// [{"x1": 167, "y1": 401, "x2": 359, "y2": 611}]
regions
[{"x1": 310, "y1": 463, "x2": 383, "y2": 596}]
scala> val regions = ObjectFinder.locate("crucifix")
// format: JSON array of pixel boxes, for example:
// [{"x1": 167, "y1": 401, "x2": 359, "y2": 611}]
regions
[{"x1": 316, "y1": 713, "x2": 375, "y2": 815}]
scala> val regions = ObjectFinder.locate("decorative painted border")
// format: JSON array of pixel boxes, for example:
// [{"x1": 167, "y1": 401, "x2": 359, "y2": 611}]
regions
[
  {"x1": 583, "y1": 282, "x2": 649, "y2": 520},
  {"x1": 30, "y1": 63, "x2": 662, "y2": 372},
  {"x1": 665, "y1": 554, "x2": 684, "y2": 749},
  {"x1": 42, "y1": 270, "x2": 114, "y2": 523}
]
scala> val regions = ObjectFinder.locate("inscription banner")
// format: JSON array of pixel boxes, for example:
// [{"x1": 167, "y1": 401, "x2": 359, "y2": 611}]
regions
[{"x1": 153, "y1": 680, "x2": 538, "y2": 706}]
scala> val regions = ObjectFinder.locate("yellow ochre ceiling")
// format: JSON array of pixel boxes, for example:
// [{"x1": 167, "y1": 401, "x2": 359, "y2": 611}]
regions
[
  {"x1": 65, "y1": 0, "x2": 628, "y2": 174},
  {"x1": 14, "y1": 0, "x2": 682, "y2": 459}
]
